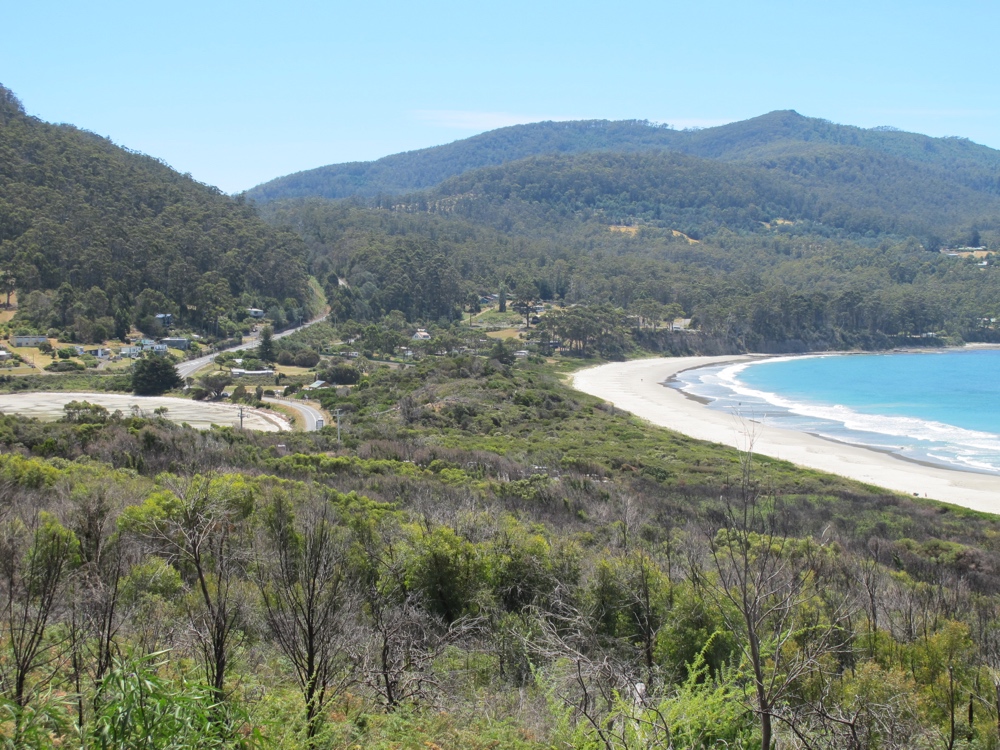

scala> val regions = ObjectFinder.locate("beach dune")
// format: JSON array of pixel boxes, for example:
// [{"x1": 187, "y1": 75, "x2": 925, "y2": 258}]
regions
[{"x1": 571, "y1": 356, "x2": 1000, "y2": 515}]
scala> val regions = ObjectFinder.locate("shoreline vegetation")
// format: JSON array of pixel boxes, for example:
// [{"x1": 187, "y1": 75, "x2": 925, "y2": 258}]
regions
[{"x1": 572, "y1": 351, "x2": 1000, "y2": 513}]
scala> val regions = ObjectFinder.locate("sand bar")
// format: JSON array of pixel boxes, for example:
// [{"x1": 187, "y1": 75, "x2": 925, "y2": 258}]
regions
[{"x1": 572, "y1": 356, "x2": 1000, "y2": 515}]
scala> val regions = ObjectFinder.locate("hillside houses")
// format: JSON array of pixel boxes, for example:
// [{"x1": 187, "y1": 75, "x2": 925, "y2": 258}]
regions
[{"x1": 120, "y1": 342, "x2": 168, "y2": 357}]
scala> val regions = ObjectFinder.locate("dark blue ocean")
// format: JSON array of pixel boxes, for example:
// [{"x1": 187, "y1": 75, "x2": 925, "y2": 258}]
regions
[{"x1": 670, "y1": 350, "x2": 1000, "y2": 475}]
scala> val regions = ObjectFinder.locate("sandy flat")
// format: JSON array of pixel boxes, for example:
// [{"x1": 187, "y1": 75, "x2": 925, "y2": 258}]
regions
[
  {"x1": 572, "y1": 356, "x2": 1000, "y2": 514},
  {"x1": 0, "y1": 392, "x2": 290, "y2": 432}
]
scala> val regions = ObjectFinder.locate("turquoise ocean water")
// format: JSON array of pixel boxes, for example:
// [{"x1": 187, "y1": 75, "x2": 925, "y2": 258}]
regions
[{"x1": 670, "y1": 349, "x2": 1000, "y2": 475}]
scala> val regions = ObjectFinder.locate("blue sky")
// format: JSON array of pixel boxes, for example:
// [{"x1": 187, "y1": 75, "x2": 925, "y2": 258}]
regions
[{"x1": 4, "y1": 0, "x2": 998, "y2": 193}]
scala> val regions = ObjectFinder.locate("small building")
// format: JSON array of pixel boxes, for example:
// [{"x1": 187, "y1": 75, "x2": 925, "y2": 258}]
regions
[
  {"x1": 161, "y1": 337, "x2": 191, "y2": 350},
  {"x1": 83, "y1": 347, "x2": 110, "y2": 358},
  {"x1": 412, "y1": 329, "x2": 431, "y2": 340},
  {"x1": 0, "y1": 351, "x2": 12, "y2": 361},
  {"x1": 232, "y1": 368, "x2": 274, "y2": 376},
  {"x1": 247, "y1": 308, "x2": 265, "y2": 319},
  {"x1": 671, "y1": 318, "x2": 693, "y2": 331},
  {"x1": 11, "y1": 335, "x2": 48, "y2": 347},
  {"x1": 514, "y1": 350, "x2": 529, "y2": 358},
  {"x1": 304, "y1": 380, "x2": 328, "y2": 390},
  {"x1": 119, "y1": 346, "x2": 143, "y2": 358},
  {"x1": 155, "y1": 313, "x2": 173, "y2": 327}
]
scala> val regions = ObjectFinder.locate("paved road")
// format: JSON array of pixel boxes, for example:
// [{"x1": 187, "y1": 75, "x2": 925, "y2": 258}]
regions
[
  {"x1": 263, "y1": 396, "x2": 325, "y2": 431},
  {"x1": 174, "y1": 313, "x2": 330, "y2": 430},
  {"x1": 176, "y1": 313, "x2": 328, "y2": 379}
]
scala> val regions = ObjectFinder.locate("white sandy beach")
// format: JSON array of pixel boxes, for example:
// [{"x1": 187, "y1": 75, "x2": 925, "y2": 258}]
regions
[{"x1": 572, "y1": 356, "x2": 1000, "y2": 515}]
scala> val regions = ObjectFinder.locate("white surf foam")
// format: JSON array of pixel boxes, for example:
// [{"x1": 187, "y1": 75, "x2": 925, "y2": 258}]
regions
[{"x1": 678, "y1": 357, "x2": 1000, "y2": 475}]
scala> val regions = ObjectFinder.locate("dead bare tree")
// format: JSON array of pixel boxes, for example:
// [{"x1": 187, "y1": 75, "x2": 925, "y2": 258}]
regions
[
  {"x1": 253, "y1": 488, "x2": 353, "y2": 743},
  {"x1": 122, "y1": 474, "x2": 252, "y2": 700},
  {"x1": 855, "y1": 538, "x2": 887, "y2": 660},
  {"x1": 0, "y1": 506, "x2": 78, "y2": 745},
  {"x1": 524, "y1": 594, "x2": 670, "y2": 750},
  {"x1": 706, "y1": 437, "x2": 854, "y2": 750},
  {"x1": 62, "y1": 479, "x2": 144, "y2": 727},
  {"x1": 351, "y1": 518, "x2": 465, "y2": 710}
]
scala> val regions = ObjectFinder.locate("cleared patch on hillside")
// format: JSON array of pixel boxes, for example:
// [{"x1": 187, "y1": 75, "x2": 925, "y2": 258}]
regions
[{"x1": 671, "y1": 229, "x2": 699, "y2": 243}]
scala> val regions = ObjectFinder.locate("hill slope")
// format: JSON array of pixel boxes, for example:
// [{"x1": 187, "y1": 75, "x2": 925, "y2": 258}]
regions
[
  {"x1": 400, "y1": 148, "x2": 1000, "y2": 240},
  {"x1": 0, "y1": 84, "x2": 313, "y2": 341}
]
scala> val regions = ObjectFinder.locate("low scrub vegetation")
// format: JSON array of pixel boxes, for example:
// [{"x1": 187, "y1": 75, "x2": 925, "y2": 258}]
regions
[{"x1": 0, "y1": 351, "x2": 998, "y2": 749}]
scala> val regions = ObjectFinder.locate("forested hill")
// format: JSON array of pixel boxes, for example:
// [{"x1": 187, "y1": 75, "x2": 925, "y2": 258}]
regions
[
  {"x1": 401, "y1": 149, "x2": 1000, "y2": 240},
  {"x1": 0, "y1": 84, "x2": 314, "y2": 341},
  {"x1": 245, "y1": 110, "x2": 1000, "y2": 206},
  {"x1": 245, "y1": 119, "x2": 682, "y2": 202}
]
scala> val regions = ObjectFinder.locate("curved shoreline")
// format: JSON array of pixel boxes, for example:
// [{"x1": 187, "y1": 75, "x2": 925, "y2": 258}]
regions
[{"x1": 571, "y1": 356, "x2": 1000, "y2": 515}]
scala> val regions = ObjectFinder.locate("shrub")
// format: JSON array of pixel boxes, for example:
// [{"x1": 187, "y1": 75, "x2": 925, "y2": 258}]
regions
[
  {"x1": 44, "y1": 360, "x2": 85, "y2": 372},
  {"x1": 132, "y1": 356, "x2": 182, "y2": 395},
  {"x1": 325, "y1": 364, "x2": 360, "y2": 385},
  {"x1": 293, "y1": 349, "x2": 320, "y2": 368}
]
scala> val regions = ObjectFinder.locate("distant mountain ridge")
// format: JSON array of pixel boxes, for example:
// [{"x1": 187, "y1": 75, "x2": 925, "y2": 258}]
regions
[{"x1": 245, "y1": 110, "x2": 1000, "y2": 204}]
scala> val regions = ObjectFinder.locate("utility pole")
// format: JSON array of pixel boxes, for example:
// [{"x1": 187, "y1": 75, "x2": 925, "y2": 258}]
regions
[{"x1": 237, "y1": 406, "x2": 244, "y2": 430}]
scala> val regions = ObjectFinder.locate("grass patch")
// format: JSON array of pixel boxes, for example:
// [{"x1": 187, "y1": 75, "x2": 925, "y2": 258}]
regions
[{"x1": 486, "y1": 328, "x2": 523, "y2": 339}]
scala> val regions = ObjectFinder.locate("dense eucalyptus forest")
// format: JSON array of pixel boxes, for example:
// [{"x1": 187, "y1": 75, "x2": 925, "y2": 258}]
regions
[
  {"x1": 251, "y1": 110, "x2": 1000, "y2": 354},
  {"x1": 263, "y1": 197, "x2": 1000, "y2": 354},
  {"x1": 0, "y1": 85, "x2": 316, "y2": 343}
]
